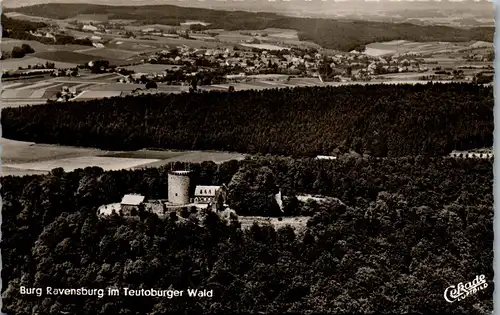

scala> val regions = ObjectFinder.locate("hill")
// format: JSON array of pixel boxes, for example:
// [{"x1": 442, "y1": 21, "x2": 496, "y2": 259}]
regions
[
  {"x1": 1, "y1": 83, "x2": 493, "y2": 157},
  {"x1": 5, "y1": 3, "x2": 495, "y2": 51},
  {"x1": 1, "y1": 13, "x2": 93, "y2": 47},
  {"x1": 1, "y1": 156, "x2": 493, "y2": 314}
]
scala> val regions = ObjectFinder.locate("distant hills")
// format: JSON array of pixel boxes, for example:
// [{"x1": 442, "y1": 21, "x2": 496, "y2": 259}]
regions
[
  {"x1": 4, "y1": 3, "x2": 494, "y2": 51},
  {"x1": 4, "y1": 0, "x2": 494, "y2": 21}
]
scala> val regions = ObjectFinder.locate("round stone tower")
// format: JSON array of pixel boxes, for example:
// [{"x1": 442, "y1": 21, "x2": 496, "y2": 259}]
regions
[{"x1": 168, "y1": 170, "x2": 191, "y2": 205}]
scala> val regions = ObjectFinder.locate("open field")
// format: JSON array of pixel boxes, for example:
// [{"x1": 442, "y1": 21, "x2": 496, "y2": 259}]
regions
[
  {"x1": 1, "y1": 137, "x2": 247, "y2": 176},
  {"x1": 123, "y1": 64, "x2": 181, "y2": 73},
  {"x1": 108, "y1": 19, "x2": 137, "y2": 25},
  {"x1": 181, "y1": 21, "x2": 210, "y2": 27},
  {"x1": 4, "y1": 156, "x2": 161, "y2": 173},
  {"x1": 123, "y1": 24, "x2": 180, "y2": 32},
  {"x1": 73, "y1": 90, "x2": 123, "y2": 99},
  {"x1": 214, "y1": 29, "x2": 317, "y2": 49},
  {"x1": 4, "y1": 12, "x2": 74, "y2": 29},
  {"x1": 105, "y1": 40, "x2": 165, "y2": 52},
  {"x1": 70, "y1": 13, "x2": 109, "y2": 23},
  {"x1": 4, "y1": 12, "x2": 54, "y2": 22},
  {"x1": 240, "y1": 43, "x2": 290, "y2": 51},
  {"x1": 132, "y1": 151, "x2": 247, "y2": 169},
  {"x1": 264, "y1": 28, "x2": 300, "y2": 40},
  {"x1": 216, "y1": 33, "x2": 253, "y2": 43},
  {"x1": 0, "y1": 137, "x2": 103, "y2": 164},
  {"x1": 364, "y1": 40, "x2": 493, "y2": 57},
  {"x1": 109, "y1": 37, "x2": 220, "y2": 50},
  {"x1": 2, "y1": 75, "x2": 478, "y2": 110},
  {"x1": 101, "y1": 151, "x2": 186, "y2": 160},
  {"x1": 32, "y1": 51, "x2": 126, "y2": 66},
  {"x1": 73, "y1": 47, "x2": 140, "y2": 60},
  {"x1": 1, "y1": 38, "x2": 90, "y2": 54},
  {"x1": 1, "y1": 57, "x2": 80, "y2": 71},
  {"x1": 2, "y1": 74, "x2": 52, "y2": 86}
]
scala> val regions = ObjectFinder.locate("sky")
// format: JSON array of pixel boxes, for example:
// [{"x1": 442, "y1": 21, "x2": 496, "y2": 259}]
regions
[{"x1": 2, "y1": 0, "x2": 494, "y2": 7}]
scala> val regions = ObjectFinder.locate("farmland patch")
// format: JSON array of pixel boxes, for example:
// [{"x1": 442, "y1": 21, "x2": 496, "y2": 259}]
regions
[
  {"x1": 79, "y1": 48, "x2": 140, "y2": 60},
  {"x1": 124, "y1": 64, "x2": 181, "y2": 73},
  {"x1": 0, "y1": 137, "x2": 102, "y2": 164},
  {"x1": 240, "y1": 43, "x2": 290, "y2": 51},
  {"x1": 1, "y1": 39, "x2": 88, "y2": 53},
  {"x1": 134, "y1": 151, "x2": 246, "y2": 169},
  {"x1": 4, "y1": 156, "x2": 161, "y2": 172},
  {"x1": 101, "y1": 151, "x2": 186, "y2": 160},
  {"x1": 0, "y1": 57, "x2": 80, "y2": 71},
  {"x1": 32, "y1": 51, "x2": 124, "y2": 66},
  {"x1": 364, "y1": 40, "x2": 492, "y2": 57}
]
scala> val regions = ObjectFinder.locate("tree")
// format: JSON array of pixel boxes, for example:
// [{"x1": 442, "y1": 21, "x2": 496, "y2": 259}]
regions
[
  {"x1": 21, "y1": 44, "x2": 35, "y2": 54},
  {"x1": 1, "y1": 83, "x2": 493, "y2": 157},
  {"x1": 216, "y1": 193, "x2": 224, "y2": 211},
  {"x1": 228, "y1": 166, "x2": 281, "y2": 217},
  {"x1": 0, "y1": 151, "x2": 494, "y2": 314},
  {"x1": 90, "y1": 60, "x2": 110, "y2": 74},
  {"x1": 11, "y1": 46, "x2": 25, "y2": 58},
  {"x1": 180, "y1": 207, "x2": 190, "y2": 219},
  {"x1": 345, "y1": 66, "x2": 352, "y2": 76},
  {"x1": 145, "y1": 81, "x2": 158, "y2": 89},
  {"x1": 190, "y1": 77, "x2": 198, "y2": 92}
]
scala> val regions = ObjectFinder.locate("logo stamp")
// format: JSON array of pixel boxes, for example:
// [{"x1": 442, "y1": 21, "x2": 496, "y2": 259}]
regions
[{"x1": 444, "y1": 274, "x2": 488, "y2": 303}]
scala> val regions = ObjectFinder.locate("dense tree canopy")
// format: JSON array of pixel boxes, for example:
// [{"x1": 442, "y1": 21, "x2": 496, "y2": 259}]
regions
[
  {"x1": 1, "y1": 156, "x2": 493, "y2": 314},
  {"x1": 2, "y1": 83, "x2": 493, "y2": 157},
  {"x1": 10, "y1": 44, "x2": 36, "y2": 59},
  {"x1": 5, "y1": 4, "x2": 494, "y2": 51}
]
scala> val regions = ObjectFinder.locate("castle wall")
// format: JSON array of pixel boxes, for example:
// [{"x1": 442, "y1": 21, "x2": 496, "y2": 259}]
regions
[{"x1": 168, "y1": 172, "x2": 190, "y2": 205}]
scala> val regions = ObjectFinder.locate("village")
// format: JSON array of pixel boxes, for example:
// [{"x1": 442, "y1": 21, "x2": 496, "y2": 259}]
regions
[{"x1": 2, "y1": 11, "x2": 494, "y2": 106}]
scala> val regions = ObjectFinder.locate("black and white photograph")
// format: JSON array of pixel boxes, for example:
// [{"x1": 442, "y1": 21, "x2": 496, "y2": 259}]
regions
[{"x1": 0, "y1": 0, "x2": 495, "y2": 314}]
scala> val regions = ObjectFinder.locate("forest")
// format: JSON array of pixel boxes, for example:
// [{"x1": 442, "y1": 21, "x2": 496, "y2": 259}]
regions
[
  {"x1": 5, "y1": 4, "x2": 494, "y2": 51},
  {"x1": 2, "y1": 83, "x2": 493, "y2": 157},
  {"x1": 1, "y1": 156, "x2": 493, "y2": 314}
]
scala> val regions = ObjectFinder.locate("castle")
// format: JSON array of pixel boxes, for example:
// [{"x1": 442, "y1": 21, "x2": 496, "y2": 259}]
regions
[{"x1": 98, "y1": 170, "x2": 228, "y2": 218}]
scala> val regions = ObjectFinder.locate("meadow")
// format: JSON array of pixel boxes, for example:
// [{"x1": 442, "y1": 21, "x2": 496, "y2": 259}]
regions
[
  {"x1": 109, "y1": 37, "x2": 220, "y2": 50},
  {"x1": 241, "y1": 43, "x2": 291, "y2": 51},
  {"x1": 364, "y1": 40, "x2": 492, "y2": 56},
  {"x1": 0, "y1": 56, "x2": 79, "y2": 71},
  {"x1": 1, "y1": 137, "x2": 246, "y2": 176},
  {"x1": 1, "y1": 38, "x2": 90, "y2": 54},
  {"x1": 124, "y1": 63, "x2": 181, "y2": 73},
  {"x1": 73, "y1": 47, "x2": 140, "y2": 60},
  {"x1": 32, "y1": 51, "x2": 126, "y2": 66}
]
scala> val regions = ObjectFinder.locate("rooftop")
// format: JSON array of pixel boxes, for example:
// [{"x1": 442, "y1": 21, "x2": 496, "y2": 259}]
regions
[
  {"x1": 195, "y1": 185, "x2": 222, "y2": 197},
  {"x1": 170, "y1": 170, "x2": 191, "y2": 175},
  {"x1": 121, "y1": 194, "x2": 145, "y2": 205}
]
